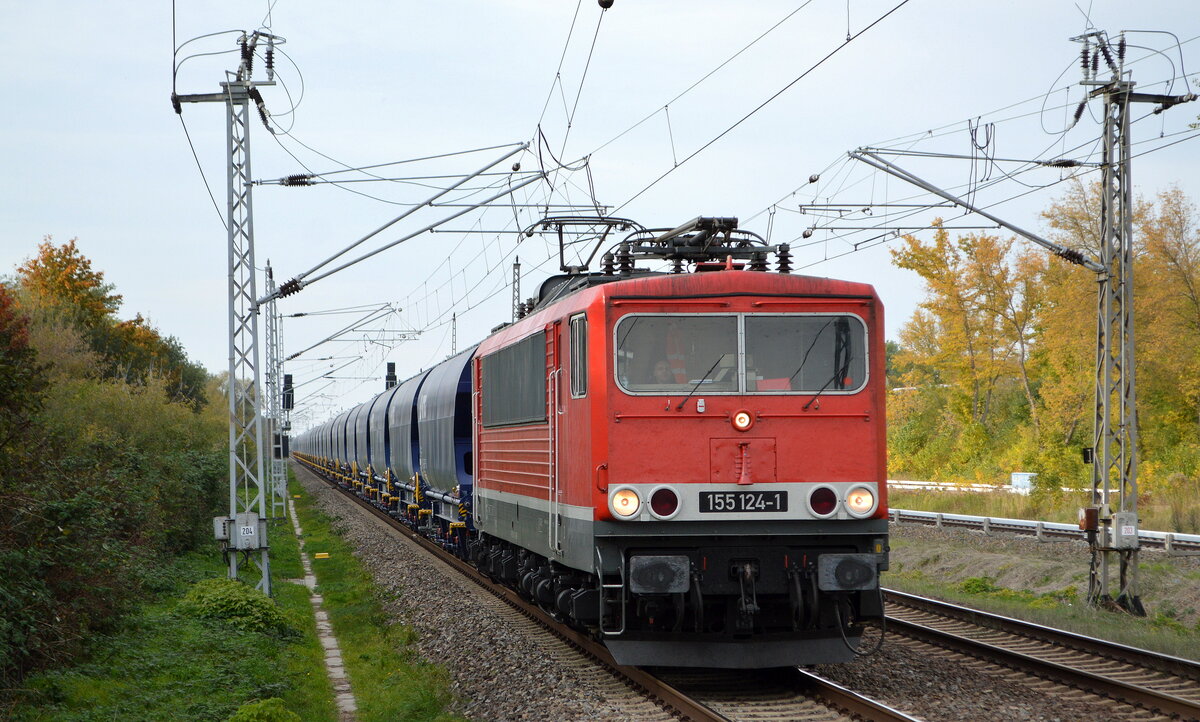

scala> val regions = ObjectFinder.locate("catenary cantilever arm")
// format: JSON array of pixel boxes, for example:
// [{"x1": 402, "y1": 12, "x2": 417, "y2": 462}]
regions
[{"x1": 849, "y1": 148, "x2": 1106, "y2": 274}]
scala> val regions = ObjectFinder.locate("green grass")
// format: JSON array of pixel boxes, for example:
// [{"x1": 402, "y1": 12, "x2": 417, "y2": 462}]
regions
[
  {"x1": 9, "y1": 467, "x2": 467, "y2": 722},
  {"x1": 288, "y1": 471, "x2": 464, "y2": 722},
  {"x1": 10, "y1": 543, "x2": 335, "y2": 722},
  {"x1": 884, "y1": 567, "x2": 1200, "y2": 661},
  {"x1": 10, "y1": 467, "x2": 493, "y2": 721}
]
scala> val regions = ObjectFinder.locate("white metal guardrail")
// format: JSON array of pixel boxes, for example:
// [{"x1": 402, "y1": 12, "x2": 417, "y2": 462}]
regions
[
  {"x1": 890, "y1": 508, "x2": 1200, "y2": 554},
  {"x1": 888, "y1": 479, "x2": 1093, "y2": 495}
]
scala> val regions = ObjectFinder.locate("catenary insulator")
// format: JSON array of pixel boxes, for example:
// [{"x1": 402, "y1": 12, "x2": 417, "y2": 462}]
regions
[
  {"x1": 240, "y1": 38, "x2": 253, "y2": 75},
  {"x1": 1057, "y1": 247, "x2": 1087, "y2": 266}
]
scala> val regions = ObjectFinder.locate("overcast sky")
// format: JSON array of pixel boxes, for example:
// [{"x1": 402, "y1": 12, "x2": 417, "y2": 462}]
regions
[{"x1": 3, "y1": 1, "x2": 1198, "y2": 428}]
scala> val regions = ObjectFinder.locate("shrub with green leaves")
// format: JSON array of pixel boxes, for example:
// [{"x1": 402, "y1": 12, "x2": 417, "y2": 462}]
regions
[
  {"x1": 227, "y1": 697, "x2": 302, "y2": 722},
  {"x1": 959, "y1": 576, "x2": 1000, "y2": 595},
  {"x1": 177, "y1": 578, "x2": 295, "y2": 636}
]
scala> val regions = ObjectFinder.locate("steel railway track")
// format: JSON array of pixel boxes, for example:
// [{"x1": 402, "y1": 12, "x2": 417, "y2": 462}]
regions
[
  {"x1": 884, "y1": 588, "x2": 1200, "y2": 720},
  {"x1": 293, "y1": 460, "x2": 918, "y2": 721}
]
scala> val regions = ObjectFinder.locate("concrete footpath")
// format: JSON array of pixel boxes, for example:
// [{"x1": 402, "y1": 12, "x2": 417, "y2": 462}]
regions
[{"x1": 287, "y1": 497, "x2": 358, "y2": 721}]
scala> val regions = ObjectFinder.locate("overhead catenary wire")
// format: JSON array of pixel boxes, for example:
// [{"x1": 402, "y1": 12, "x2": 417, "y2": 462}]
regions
[
  {"x1": 748, "y1": 76, "x2": 1194, "y2": 258},
  {"x1": 272, "y1": 170, "x2": 547, "y2": 303},
  {"x1": 586, "y1": 0, "x2": 820, "y2": 159},
  {"x1": 262, "y1": 144, "x2": 529, "y2": 301},
  {"x1": 285, "y1": 304, "x2": 397, "y2": 361},
  {"x1": 613, "y1": 0, "x2": 914, "y2": 214}
]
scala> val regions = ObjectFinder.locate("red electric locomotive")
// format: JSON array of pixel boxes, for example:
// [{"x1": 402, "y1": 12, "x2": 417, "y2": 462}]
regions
[{"x1": 296, "y1": 216, "x2": 889, "y2": 668}]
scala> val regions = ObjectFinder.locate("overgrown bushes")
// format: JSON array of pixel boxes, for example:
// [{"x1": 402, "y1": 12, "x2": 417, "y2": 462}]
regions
[
  {"x1": 178, "y1": 578, "x2": 295, "y2": 636},
  {"x1": 0, "y1": 240, "x2": 228, "y2": 689}
]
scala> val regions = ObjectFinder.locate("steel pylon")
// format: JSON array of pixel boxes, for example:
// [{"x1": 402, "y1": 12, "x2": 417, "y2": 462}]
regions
[
  {"x1": 264, "y1": 264, "x2": 289, "y2": 520},
  {"x1": 224, "y1": 84, "x2": 271, "y2": 595}
]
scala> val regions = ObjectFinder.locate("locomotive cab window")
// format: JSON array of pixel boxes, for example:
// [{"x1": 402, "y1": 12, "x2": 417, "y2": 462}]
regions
[
  {"x1": 569, "y1": 314, "x2": 587, "y2": 398},
  {"x1": 615, "y1": 315, "x2": 738, "y2": 393},
  {"x1": 745, "y1": 315, "x2": 867, "y2": 393},
  {"x1": 615, "y1": 313, "x2": 867, "y2": 395}
]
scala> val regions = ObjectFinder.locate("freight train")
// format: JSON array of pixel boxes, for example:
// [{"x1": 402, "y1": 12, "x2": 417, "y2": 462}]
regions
[{"x1": 292, "y1": 216, "x2": 889, "y2": 668}]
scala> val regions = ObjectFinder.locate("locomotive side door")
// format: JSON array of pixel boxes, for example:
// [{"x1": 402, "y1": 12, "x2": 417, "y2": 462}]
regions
[{"x1": 547, "y1": 320, "x2": 565, "y2": 555}]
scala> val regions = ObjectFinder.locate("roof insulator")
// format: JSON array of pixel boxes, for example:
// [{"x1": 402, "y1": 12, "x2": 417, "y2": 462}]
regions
[{"x1": 776, "y1": 244, "x2": 792, "y2": 274}]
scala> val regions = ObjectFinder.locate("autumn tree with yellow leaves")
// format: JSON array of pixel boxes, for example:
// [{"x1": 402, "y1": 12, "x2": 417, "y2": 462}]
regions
[
  {"x1": 888, "y1": 183, "x2": 1200, "y2": 497},
  {"x1": 15, "y1": 236, "x2": 208, "y2": 409}
]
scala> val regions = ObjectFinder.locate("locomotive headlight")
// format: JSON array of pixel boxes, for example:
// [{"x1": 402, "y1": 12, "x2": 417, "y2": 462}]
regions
[
  {"x1": 731, "y1": 410, "x2": 754, "y2": 431},
  {"x1": 845, "y1": 486, "x2": 876, "y2": 516},
  {"x1": 611, "y1": 488, "x2": 641, "y2": 518}
]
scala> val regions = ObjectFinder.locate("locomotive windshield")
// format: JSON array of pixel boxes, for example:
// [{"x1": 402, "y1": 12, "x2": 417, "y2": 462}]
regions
[
  {"x1": 616, "y1": 316, "x2": 738, "y2": 392},
  {"x1": 615, "y1": 313, "x2": 867, "y2": 395}
]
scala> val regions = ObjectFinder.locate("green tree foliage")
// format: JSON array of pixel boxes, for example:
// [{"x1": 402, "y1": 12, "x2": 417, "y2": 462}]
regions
[
  {"x1": 0, "y1": 240, "x2": 227, "y2": 690},
  {"x1": 16, "y1": 237, "x2": 208, "y2": 409},
  {"x1": 889, "y1": 183, "x2": 1200, "y2": 497}
]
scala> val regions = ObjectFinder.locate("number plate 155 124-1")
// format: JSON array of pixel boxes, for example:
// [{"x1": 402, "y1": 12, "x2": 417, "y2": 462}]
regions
[{"x1": 698, "y1": 491, "x2": 788, "y2": 513}]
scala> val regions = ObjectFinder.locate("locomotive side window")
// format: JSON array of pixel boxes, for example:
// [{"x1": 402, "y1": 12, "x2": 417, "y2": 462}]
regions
[
  {"x1": 481, "y1": 331, "x2": 548, "y2": 427},
  {"x1": 615, "y1": 315, "x2": 737, "y2": 393},
  {"x1": 744, "y1": 315, "x2": 867, "y2": 393},
  {"x1": 569, "y1": 314, "x2": 587, "y2": 398}
]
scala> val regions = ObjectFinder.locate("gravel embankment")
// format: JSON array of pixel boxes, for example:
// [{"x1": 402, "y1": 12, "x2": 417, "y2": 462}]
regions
[
  {"x1": 294, "y1": 466, "x2": 672, "y2": 722},
  {"x1": 297, "y1": 467, "x2": 1144, "y2": 721},
  {"x1": 810, "y1": 635, "x2": 1122, "y2": 721}
]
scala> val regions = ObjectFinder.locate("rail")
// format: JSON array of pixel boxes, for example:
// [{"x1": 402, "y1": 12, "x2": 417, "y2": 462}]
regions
[
  {"x1": 295, "y1": 457, "x2": 918, "y2": 720},
  {"x1": 884, "y1": 589, "x2": 1200, "y2": 719},
  {"x1": 890, "y1": 508, "x2": 1200, "y2": 553}
]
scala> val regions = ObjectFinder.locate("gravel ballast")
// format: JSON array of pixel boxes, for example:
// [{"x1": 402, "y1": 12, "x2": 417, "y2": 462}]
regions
[
  {"x1": 296, "y1": 466, "x2": 1150, "y2": 721},
  {"x1": 294, "y1": 465, "x2": 672, "y2": 721}
]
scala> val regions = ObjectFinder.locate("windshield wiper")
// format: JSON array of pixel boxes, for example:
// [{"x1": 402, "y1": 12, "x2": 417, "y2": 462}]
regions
[
  {"x1": 787, "y1": 320, "x2": 832, "y2": 386},
  {"x1": 675, "y1": 354, "x2": 728, "y2": 411},
  {"x1": 802, "y1": 373, "x2": 840, "y2": 410},
  {"x1": 802, "y1": 319, "x2": 853, "y2": 410}
]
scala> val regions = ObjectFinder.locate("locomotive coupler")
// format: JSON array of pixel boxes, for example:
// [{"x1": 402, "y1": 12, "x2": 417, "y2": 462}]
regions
[{"x1": 734, "y1": 561, "x2": 760, "y2": 632}]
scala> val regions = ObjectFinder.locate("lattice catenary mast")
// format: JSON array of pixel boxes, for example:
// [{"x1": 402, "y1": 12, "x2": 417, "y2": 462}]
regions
[
  {"x1": 853, "y1": 30, "x2": 1194, "y2": 615},
  {"x1": 174, "y1": 31, "x2": 284, "y2": 595}
]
